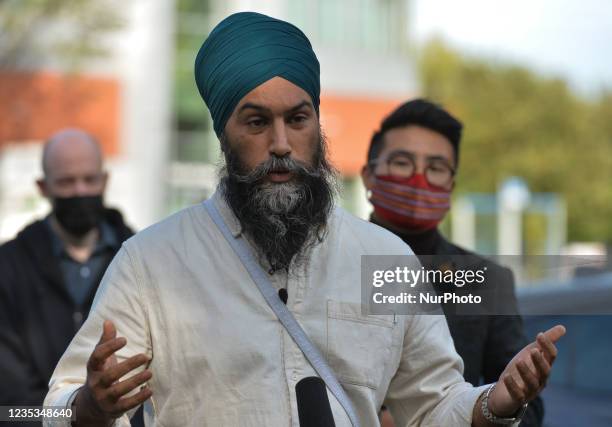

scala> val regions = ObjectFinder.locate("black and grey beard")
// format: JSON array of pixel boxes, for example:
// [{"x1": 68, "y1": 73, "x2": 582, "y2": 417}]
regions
[{"x1": 219, "y1": 134, "x2": 337, "y2": 272}]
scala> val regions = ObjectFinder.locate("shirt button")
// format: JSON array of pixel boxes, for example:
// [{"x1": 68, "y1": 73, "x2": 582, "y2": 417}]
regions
[
  {"x1": 292, "y1": 373, "x2": 298, "y2": 381},
  {"x1": 73, "y1": 312, "x2": 83, "y2": 324},
  {"x1": 80, "y1": 266, "x2": 91, "y2": 278}
]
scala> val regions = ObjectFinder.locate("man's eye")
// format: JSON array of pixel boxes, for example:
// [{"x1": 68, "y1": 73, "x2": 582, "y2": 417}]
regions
[
  {"x1": 391, "y1": 160, "x2": 410, "y2": 167},
  {"x1": 429, "y1": 164, "x2": 450, "y2": 173},
  {"x1": 85, "y1": 176, "x2": 101, "y2": 184},
  {"x1": 290, "y1": 114, "x2": 307, "y2": 124},
  {"x1": 247, "y1": 118, "x2": 266, "y2": 128}
]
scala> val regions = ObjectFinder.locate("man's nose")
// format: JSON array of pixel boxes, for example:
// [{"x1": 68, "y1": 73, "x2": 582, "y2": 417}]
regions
[
  {"x1": 414, "y1": 159, "x2": 429, "y2": 175},
  {"x1": 73, "y1": 179, "x2": 92, "y2": 196},
  {"x1": 269, "y1": 119, "x2": 291, "y2": 157}
]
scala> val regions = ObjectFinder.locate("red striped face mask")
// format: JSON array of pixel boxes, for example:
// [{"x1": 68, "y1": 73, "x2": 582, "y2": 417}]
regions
[{"x1": 369, "y1": 174, "x2": 451, "y2": 231}]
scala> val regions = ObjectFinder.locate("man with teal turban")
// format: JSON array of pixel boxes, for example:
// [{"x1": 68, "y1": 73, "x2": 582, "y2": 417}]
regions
[
  {"x1": 194, "y1": 11, "x2": 321, "y2": 139},
  {"x1": 44, "y1": 12, "x2": 565, "y2": 427}
]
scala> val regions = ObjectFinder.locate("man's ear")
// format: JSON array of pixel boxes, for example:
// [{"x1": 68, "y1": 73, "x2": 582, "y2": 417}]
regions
[
  {"x1": 361, "y1": 165, "x2": 375, "y2": 191},
  {"x1": 36, "y1": 177, "x2": 49, "y2": 198}
]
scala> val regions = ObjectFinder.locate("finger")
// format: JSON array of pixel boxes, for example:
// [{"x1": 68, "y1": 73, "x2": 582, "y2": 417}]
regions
[
  {"x1": 536, "y1": 332, "x2": 558, "y2": 365},
  {"x1": 107, "y1": 369, "x2": 153, "y2": 402},
  {"x1": 504, "y1": 374, "x2": 526, "y2": 404},
  {"x1": 88, "y1": 337, "x2": 127, "y2": 371},
  {"x1": 531, "y1": 348, "x2": 551, "y2": 385},
  {"x1": 543, "y1": 325, "x2": 566, "y2": 343},
  {"x1": 112, "y1": 387, "x2": 153, "y2": 416},
  {"x1": 99, "y1": 320, "x2": 117, "y2": 344},
  {"x1": 516, "y1": 359, "x2": 540, "y2": 396},
  {"x1": 100, "y1": 354, "x2": 151, "y2": 387}
]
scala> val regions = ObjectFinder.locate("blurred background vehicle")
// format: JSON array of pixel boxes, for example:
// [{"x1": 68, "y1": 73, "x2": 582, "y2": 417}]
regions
[{"x1": 519, "y1": 271, "x2": 612, "y2": 427}]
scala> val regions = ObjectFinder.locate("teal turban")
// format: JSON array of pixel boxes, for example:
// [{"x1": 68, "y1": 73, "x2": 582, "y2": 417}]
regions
[{"x1": 194, "y1": 12, "x2": 320, "y2": 137}]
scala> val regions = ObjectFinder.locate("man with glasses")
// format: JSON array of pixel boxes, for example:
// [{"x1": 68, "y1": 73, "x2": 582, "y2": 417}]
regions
[{"x1": 362, "y1": 99, "x2": 544, "y2": 426}]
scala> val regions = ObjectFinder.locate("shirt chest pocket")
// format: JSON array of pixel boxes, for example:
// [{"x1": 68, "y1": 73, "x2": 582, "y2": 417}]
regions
[{"x1": 326, "y1": 300, "x2": 399, "y2": 390}]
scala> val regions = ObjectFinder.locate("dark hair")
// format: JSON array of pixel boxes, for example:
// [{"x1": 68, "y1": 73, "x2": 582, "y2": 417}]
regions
[{"x1": 367, "y1": 98, "x2": 463, "y2": 167}]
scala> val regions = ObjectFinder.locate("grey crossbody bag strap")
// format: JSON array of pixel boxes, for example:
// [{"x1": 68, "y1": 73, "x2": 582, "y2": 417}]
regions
[{"x1": 204, "y1": 200, "x2": 361, "y2": 427}]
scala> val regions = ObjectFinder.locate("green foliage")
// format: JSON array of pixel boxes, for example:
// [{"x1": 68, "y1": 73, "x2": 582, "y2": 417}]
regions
[
  {"x1": 174, "y1": 0, "x2": 212, "y2": 130},
  {"x1": 419, "y1": 39, "x2": 612, "y2": 242},
  {"x1": 0, "y1": 0, "x2": 126, "y2": 69}
]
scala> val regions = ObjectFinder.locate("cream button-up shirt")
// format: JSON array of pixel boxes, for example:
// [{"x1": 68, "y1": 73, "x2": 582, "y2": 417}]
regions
[{"x1": 44, "y1": 190, "x2": 486, "y2": 426}]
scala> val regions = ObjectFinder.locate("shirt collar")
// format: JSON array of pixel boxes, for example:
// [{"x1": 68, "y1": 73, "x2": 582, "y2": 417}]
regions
[
  {"x1": 45, "y1": 216, "x2": 64, "y2": 257},
  {"x1": 97, "y1": 220, "x2": 118, "y2": 251},
  {"x1": 211, "y1": 187, "x2": 243, "y2": 237},
  {"x1": 45, "y1": 215, "x2": 118, "y2": 258}
]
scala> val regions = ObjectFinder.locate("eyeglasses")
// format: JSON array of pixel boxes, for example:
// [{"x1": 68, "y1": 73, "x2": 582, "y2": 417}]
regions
[{"x1": 370, "y1": 151, "x2": 456, "y2": 188}]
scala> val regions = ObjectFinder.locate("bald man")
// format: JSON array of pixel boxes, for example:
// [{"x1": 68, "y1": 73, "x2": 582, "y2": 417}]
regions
[
  {"x1": 44, "y1": 13, "x2": 563, "y2": 427},
  {"x1": 0, "y1": 129, "x2": 133, "y2": 416}
]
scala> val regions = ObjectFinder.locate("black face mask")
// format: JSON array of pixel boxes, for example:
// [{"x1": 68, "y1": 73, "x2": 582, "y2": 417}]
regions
[{"x1": 52, "y1": 195, "x2": 105, "y2": 237}]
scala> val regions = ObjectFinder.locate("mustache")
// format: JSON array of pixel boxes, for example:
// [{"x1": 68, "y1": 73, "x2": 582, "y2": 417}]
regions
[
  {"x1": 219, "y1": 131, "x2": 337, "y2": 272},
  {"x1": 230, "y1": 155, "x2": 321, "y2": 184}
]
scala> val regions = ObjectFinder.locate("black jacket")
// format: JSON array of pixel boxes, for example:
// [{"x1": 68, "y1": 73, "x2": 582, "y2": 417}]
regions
[
  {"x1": 373, "y1": 221, "x2": 544, "y2": 426},
  {"x1": 0, "y1": 208, "x2": 133, "y2": 408}
]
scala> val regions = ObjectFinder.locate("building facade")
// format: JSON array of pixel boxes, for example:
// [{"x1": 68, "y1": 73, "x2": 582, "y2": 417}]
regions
[
  {"x1": 0, "y1": 0, "x2": 417, "y2": 241},
  {"x1": 170, "y1": 0, "x2": 418, "y2": 218}
]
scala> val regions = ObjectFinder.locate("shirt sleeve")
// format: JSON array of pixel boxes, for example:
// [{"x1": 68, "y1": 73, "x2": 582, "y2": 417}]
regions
[
  {"x1": 384, "y1": 314, "x2": 488, "y2": 426},
  {"x1": 43, "y1": 244, "x2": 151, "y2": 427}
]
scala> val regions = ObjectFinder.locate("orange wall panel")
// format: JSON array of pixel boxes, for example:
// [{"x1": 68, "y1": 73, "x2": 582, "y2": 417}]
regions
[
  {"x1": 0, "y1": 71, "x2": 120, "y2": 155},
  {"x1": 320, "y1": 94, "x2": 405, "y2": 176}
]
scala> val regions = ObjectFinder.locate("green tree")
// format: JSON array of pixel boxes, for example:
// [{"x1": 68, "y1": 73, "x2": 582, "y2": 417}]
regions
[
  {"x1": 419, "y1": 39, "x2": 612, "y2": 242},
  {"x1": 0, "y1": 0, "x2": 126, "y2": 69},
  {"x1": 172, "y1": 0, "x2": 215, "y2": 163}
]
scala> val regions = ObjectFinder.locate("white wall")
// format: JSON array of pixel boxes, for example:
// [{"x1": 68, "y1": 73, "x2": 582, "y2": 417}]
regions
[
  {"x1": 106, "y1": 0, "x2": 176, "y2": 230},
  {"x1": 0, "y1": 143, "x2": 48, "y2": 241}
]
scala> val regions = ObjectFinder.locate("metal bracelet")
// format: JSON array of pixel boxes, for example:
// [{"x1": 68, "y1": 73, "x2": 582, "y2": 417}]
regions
[{"x1": 481, "y1": 384, "x2": 528, "y2": 425}]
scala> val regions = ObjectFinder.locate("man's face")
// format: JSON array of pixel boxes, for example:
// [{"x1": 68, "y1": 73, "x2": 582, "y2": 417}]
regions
[
  {"x1": 223, "y1": 76, "x2": 320, "y2": 180},
  {"x1": 362, "y1": 125, "x2": 456, "y2": 192},
  {"x1": 219, "y1": 77, "x2": 335, "y2": 271},
  {"x1": 38, "y1": 139, "x2": 107, "y2": 199}
]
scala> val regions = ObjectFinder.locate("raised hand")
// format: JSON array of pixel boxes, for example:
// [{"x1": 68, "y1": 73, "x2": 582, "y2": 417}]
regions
[
  {"x1": 73, "y1": 320, "x2": 152, "y2": 426},
  {"x1": 487, "y1": 325, "x2": 566, "y2": 418}
]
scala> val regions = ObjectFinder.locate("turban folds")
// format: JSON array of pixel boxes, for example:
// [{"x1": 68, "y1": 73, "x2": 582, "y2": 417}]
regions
[{"x1": 194, "y1": 12, "x2": 321, "y2": 137}]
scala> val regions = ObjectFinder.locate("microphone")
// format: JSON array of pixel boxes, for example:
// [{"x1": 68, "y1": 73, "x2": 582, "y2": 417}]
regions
[
  {"x1": 278, "y1": 288, "x2": 288, "y2": 304},
  {"x1": 296, "y1": 377, "x2": 336, "y2": 427}
]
